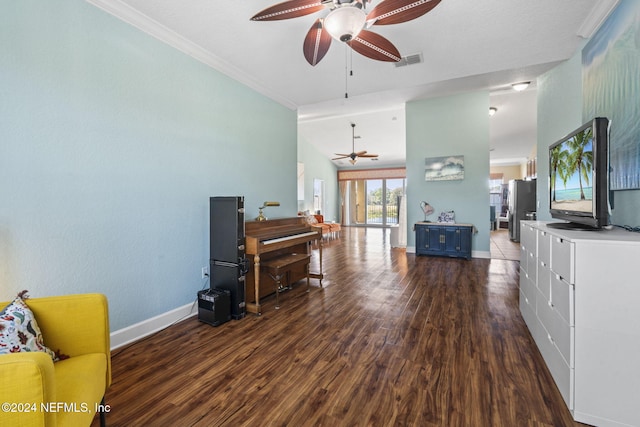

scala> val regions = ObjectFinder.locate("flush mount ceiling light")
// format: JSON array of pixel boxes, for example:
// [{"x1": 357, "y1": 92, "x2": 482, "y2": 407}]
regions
[
  {"x1": 489, "y1": 107, "x2": 498, "y2": 116},
  {"x1": 512, "y1": 81, "x2": 531, "y2": 91}
]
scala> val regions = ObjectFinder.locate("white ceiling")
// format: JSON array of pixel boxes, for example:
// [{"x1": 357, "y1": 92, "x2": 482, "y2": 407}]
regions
[{"x1": 87, "y1": 0, "x2": 619, "y2": 168}]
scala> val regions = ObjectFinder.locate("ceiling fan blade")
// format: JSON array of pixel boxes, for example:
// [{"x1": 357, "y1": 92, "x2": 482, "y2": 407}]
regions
[
  {"x1": 358, "y1": 153, "x2": 379, "y2": 158},
  {"x1": 303, "y1": 19, "x2": 332, "y2": 65},
  {"x1": 332, "y1": 155, "x2": 350, "y2": 160},
  {"x1": 367, "y1": 0, "x2": 441, "y2": 26},
  {"x1": 251, "y1": 0, "x2": 325, "y2": 21},
  {"x1": 348, "y1": 30, "x2": 401, "y2": 62},
  {"x1": 354, "y1": 151, "x2": 368, "y2": 156},
  {"x1": 334, "y1": 153, "x2": 352, "y2": 157}
]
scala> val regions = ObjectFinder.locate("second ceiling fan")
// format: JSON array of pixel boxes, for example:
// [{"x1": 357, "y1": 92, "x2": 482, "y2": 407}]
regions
[
  {"x1": 332, "y1": 122, "x2": 378, "y2": 165},
  {"x1": 251, "y1": 0, "x2": 442, "y2": 66}
]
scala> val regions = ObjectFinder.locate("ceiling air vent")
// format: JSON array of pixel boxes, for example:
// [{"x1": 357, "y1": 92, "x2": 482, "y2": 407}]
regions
[{"x1": 394, "y1": 53, "x2": 423, "y2": 68}]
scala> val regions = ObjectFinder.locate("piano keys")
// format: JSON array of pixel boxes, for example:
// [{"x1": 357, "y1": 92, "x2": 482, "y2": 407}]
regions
[
  {"x1": 262, "y1": 231, "x2": 319, "y2": 246},
  {"x1": 245, "y1": 217, "x2": 323, "y2": 315}
]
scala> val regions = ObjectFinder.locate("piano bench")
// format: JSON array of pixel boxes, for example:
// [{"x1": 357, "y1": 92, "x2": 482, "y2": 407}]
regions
[{"x1": 260, "y1": 253, "x2": 311, "y2": 310}]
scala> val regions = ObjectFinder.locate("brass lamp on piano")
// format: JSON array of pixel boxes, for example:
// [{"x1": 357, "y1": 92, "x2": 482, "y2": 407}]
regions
[{"x1": 256, "y1": 201, "x2": 280, "y2": 221}]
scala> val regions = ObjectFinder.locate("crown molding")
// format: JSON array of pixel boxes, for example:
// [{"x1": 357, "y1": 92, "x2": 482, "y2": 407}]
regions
[
  {"x1": 577, "y1": 0, "x2": 620, "y2": 39},
  {"x1": 85, "y1": 0, "x2": 298, "y2": 110}
]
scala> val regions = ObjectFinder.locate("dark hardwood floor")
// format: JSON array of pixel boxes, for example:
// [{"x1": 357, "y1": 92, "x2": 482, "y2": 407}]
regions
[{"x1": 94, "y1": 227, "x2": 586, "y2": 426}]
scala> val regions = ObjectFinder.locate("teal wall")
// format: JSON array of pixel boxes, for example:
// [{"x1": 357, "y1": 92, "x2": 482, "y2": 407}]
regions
[
  {"x1": 297, "y1": 134, "x2": 339, "y2": 221},
  {"x1": 406, "y1": 92, "x2": 491, "y2": 253},
  {"x1": 537, "y1": 6, "x2": 640, "y2": 227},
  {"x1": 0, "y1": 0, "x2": 298, "y2": 330},
  {"x1": 536, "y1": 51, "x2": 585, "y2": 220}
]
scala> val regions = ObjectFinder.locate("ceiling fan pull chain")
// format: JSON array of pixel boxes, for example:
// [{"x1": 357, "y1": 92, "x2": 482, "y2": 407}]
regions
[
  {"x1": 344, "y1": 44, "x2": 349, "y2": 98},
  {"x1": 349, "y1": 46, "x2": 354, "y2": 77}
]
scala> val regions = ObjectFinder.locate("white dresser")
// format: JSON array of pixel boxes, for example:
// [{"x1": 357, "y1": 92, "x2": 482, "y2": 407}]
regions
[{"x1": 519, "y1": 221, "x2": 640, "y2": 427}]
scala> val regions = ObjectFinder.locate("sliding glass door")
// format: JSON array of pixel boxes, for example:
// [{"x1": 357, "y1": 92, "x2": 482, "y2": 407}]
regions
[
  {"x1": 385, "y1": 179, "x2": 404, "y2": 225},
  {"x1": 346, "y1": 178, "x2": 405, "y2": 226}
]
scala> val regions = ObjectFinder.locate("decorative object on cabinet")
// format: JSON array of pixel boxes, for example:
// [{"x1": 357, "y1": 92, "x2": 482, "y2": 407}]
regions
[
  {"x1": 425, "y1": 155, "x2": 464, "y2": 181},
  {"x1": 414, "y1": 222, "x2": 473, "y2": 260},
  {"x1": 437, "y1": 210, "x2": 455, "y2": 223},
  {"x1": 519, "y1": 221, "x2": 640, "y2": 427},
  {"x1": 256, "y1": 201, "x2": 280, "y2": 221}
]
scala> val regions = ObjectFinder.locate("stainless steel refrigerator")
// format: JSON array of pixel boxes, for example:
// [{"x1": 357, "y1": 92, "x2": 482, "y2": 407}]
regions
[
  {"x1": 210, "y1": 196, "x2": 248, "y2": 319},
  {"x1": 508, "y1": 179, "x2": 536, "y2": 242}
]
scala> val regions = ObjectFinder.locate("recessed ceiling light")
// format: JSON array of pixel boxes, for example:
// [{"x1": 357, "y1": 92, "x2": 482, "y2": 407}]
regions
[
  {"x1": 512, "y1": 82, "x2": 530, "y2": 91},
  {"x1": 489, "y1": 107, "x2": 498, "y2": 116}
]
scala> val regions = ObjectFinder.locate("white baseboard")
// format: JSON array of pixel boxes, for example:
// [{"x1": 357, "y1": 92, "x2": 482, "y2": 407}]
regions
[
  {"x1": 406, "y1": 247, "x2": 491, "y2": 259},
  {"x1": 110, "y1": 301, "x2": 198, "y2": 350},
  {"x1": 473, "y1": 250, "x2": 491, "y2": 259}
]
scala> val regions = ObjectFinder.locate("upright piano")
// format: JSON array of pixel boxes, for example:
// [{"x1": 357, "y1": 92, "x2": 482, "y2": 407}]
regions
[{"x1": 245, "y1": 217, "x2": 323, "y2": 315}]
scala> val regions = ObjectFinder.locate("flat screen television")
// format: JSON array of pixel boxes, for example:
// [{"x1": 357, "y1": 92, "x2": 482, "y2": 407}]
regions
[{"x1": 548, "y1": 117, "x2": 611, "y2": 230}]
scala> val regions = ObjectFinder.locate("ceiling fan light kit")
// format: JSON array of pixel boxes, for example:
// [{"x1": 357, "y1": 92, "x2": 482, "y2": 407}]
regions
[
  {"x1": 323, "y1": 5, "x2": 366, "y2": 42},
  {"x1": 251, "y1": 0, "x2": 442, "y2": 66}
]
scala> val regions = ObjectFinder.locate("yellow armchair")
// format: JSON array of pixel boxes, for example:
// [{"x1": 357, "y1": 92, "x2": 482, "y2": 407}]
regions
[{"x1": 0, "y1": 293, "x2": 111, "y2": 427}]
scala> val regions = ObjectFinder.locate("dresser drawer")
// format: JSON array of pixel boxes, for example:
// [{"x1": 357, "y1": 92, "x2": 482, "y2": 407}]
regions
[
  {"x1": 536, "y1": 323, "x2": 573, "y2": 409},
  {"x1": 519, "y1": 289, "x2": 537, "y2": 333},
  {"x1": 521, "y1": 222, "x2": 537, "y2": 254},
  {"x1": 551, "y1": 273, "x2": 574, "y2": 326},
  {"x1": 536, "y1": 259, "x2": 551, "y2": 302},
  {"x1": 538, "y1": 229, "x2": 551, "y2": 265},
  {"x1": 550, "y1": 236, "x2": 575, "y2": 284},
  {"x1": 519, "y1": 266, "x2": 535, "y2": 303},
  {"x1": 527, "y1": 251, "x2": 537, "y2": 283},
  {"x1": 539, "y1": 300, "x2": 573, "y2": 366},
  {"x1": 520, "y1": 243, "x2": 529, "y2": 272}
]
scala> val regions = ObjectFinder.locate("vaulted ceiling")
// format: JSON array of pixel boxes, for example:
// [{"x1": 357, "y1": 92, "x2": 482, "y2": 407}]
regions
[{"x1": 87, "y1": 0, "x2": 619, "y2": 168}]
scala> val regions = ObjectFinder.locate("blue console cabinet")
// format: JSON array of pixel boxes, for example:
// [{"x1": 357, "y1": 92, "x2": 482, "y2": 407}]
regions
[{"x1": 415, "y1": 222, "x2": 473, "y2": 260}]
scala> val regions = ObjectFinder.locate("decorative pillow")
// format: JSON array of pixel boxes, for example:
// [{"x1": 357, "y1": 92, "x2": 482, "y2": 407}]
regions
[
  {"x1": 305, "y1": 215, "x2": 318, "y2": 225},
  {"x1": 0, "y1": 290, "x2": 59, "y2": 361}
]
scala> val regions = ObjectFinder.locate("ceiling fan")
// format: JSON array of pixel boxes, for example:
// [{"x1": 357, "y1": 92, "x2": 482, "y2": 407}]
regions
[
  {"x1": 250, "y1": 0, "x2": 442, "y2": 66},
  {"x1": 332, "y1": 123, "x2": 378, "y2": 164}
]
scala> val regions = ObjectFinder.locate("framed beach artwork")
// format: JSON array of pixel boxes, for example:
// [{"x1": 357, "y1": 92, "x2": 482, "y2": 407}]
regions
[
  {"x1": 425, "y1": 155, "x2": 464, "y2": 181},
  {"x1": 582, "y1": 0, "x2": 640, "y2": 190}
]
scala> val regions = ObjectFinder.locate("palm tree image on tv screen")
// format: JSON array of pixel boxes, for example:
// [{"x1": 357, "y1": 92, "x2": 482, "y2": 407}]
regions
[{"x1": 550, "y1": 127, "x2": 593, "y2": 214}]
